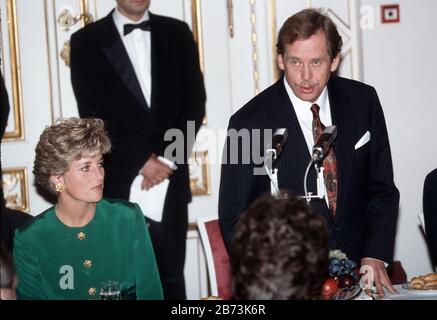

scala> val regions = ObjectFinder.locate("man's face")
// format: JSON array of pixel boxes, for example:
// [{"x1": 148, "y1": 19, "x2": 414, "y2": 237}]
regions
[
  {"x1": 116, "y1": 0, "x2": 150, "y2": 21},
  {"x1": 277, "y1": 30, "x2": 340, "y2": 103}
]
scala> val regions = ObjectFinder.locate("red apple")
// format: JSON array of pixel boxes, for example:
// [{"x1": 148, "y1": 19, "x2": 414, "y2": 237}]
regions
[{"x1": 322, "y1": 277, "x2": 339, "y2": 300}]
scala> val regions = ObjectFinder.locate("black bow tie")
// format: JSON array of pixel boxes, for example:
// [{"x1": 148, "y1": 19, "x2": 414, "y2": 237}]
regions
[{"x1": 123, "y1": 20, "x2": 151, "y2": 35}]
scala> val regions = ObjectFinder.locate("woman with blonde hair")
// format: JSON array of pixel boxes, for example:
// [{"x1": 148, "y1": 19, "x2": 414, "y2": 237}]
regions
[{"x1": 13, "y1": 117, "x2": 163, "y2": 300}]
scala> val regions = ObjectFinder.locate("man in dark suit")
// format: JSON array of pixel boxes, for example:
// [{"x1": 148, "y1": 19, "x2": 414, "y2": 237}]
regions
[
  {"x1": 219, "y1": 9, "x2": 399, "y2": 297},
  {"x1": 1, "y1": 74, "x2": 10, "y2": 137},
  {"x1": 1, "y1": 74, "x2": 11, "y2": 250},
  {"x1": 70, "y1": 0, "x2": 206, "y2": 299},
  {"x1": 423, "y1": 169, "x2": 437, "y2": 268},
  {"x1": 1, "y1": 75, "x2": 33, "y2": 254}
]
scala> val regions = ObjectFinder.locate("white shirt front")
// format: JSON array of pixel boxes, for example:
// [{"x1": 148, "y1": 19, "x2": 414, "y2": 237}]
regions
[
  {"x1": 283, "y1": 77, "x2": 332, "y2": 204},
  {"x1": 283, "y1": 77, "x2": 333, "y2": 155},
  {"x1": 113, "y1": 8, "x2": 151, "y2": 107}
]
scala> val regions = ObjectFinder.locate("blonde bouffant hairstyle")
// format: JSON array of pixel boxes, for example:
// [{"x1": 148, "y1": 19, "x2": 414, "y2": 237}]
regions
[{"x1": 33, "y1": 117, "x2": 111, "y2": 194}]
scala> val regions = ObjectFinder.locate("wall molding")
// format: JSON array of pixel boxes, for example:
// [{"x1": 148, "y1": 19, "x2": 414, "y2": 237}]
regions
[{"x1": 2, "y1": 0, "x2": 24, "y2": 141}]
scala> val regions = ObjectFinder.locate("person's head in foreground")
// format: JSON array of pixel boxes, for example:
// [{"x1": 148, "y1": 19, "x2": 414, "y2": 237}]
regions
[{"x1": 230, "y1": 192, "x2": 329, "y2": 299}]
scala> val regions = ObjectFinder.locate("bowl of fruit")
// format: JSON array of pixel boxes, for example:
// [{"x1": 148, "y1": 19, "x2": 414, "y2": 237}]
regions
[{"x1": 321, "y1": 250, "x2": 362, "y2": 300}]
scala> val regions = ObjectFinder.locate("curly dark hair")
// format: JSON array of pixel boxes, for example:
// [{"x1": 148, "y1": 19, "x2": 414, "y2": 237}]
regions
[
  {"x1": 230, "y1": 192, "x2": 329, "y2": 300},
  {"x1": 276, "y1": 8, "x2": 343, "y2": 60}
]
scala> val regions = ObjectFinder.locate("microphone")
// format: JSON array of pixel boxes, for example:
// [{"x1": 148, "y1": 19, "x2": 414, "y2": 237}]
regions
[
  {"x1": 263, "y1": 128, "x2": 288, "y2": 199},
  {"x1": 312, "y1": 125, "x2": 337, "y2": 162},
  {"x1": 271, "y1": 128, "x2": 288, "y2": 159}
]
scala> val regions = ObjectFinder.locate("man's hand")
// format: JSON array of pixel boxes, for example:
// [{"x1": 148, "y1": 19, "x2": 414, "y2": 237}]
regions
[
  {"x1": 139, "y1": 155, "x2": 173, "y2": 190},
  {"x1": 361, "y1": 257, "x2": 397, "y2": 297}
]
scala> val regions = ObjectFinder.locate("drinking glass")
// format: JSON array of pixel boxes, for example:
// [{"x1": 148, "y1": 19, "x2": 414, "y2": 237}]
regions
[{"x1": 99, "y1": 280, "x2": 121, "y2": 300}]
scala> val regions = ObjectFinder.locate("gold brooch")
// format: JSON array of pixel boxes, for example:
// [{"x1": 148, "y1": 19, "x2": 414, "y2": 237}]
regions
[
  {"x1": 84, "y1": 260, "x2": 92, "y2": 268},
  {"x1": 77, "y1": 232, "x2": 86, "y2": 240}
]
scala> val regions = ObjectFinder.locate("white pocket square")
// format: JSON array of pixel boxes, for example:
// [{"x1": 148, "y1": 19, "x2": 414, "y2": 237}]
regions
[{"x1": 354, "y1": 131, "x2": 370, "y2": 150}]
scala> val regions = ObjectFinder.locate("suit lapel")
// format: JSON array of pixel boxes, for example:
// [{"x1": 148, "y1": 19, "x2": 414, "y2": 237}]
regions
[
  {"x1": 100, "y1": 13, "x2": 148, "y2": 108},
  {"x1": 328, "y1": 78, "x2": 355, "y2": 219}
]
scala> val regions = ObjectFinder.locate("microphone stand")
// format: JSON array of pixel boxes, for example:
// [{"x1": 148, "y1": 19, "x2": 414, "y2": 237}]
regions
[
  {"x1": 264, "y1": 146, "x2": 286, "y2": 199},
  {"x1": 302, "y1": 152, "x2": 326, "y2": 204},
  {"x1": 303, "y1": 125, "x2": 337, "y2": 204}
]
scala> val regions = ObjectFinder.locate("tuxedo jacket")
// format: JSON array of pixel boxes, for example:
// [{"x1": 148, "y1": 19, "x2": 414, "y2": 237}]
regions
[
  {"x1": 70, "y1": 11, "x2": 206, "y2": 202},
  {"x1": 1, "y1": 208, "x2": 33, "y2": 254},
  {"x1": 423, "y1": 168, "x2": 437, "y2": 266},
  {"x1": 1, "y1": 75, "x2": 10, "y2": 217},
  {"x1": 219, "y1": 76, "x2": 399, "y2": 264},
  {"x1": 1, "y1": 75, "x2": 10, "y2": 137}
]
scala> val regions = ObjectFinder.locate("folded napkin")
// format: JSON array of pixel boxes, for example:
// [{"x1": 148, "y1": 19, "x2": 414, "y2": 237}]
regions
[{"x1": 129, "y1": 156, "x2": 176, "y2": 222}]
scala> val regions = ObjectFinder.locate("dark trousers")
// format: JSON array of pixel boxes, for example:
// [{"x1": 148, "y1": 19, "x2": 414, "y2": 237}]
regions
[{"x1": 146, "y1": 201, "x2": 188, "y2": 300}]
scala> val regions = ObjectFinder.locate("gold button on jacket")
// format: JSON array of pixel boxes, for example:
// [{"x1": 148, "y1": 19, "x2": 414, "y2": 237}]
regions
[{"x1": 84, "y1": 260, "x2": 92, "y2": 268}]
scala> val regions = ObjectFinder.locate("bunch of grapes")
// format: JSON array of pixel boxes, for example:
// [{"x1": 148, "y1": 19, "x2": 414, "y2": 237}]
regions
[
  {"x1": 321, "y1": 250, "x2": 360, "y2": 299},
  {"x1": 328, "y1": 257, "x2": 359, "y2": 281}
]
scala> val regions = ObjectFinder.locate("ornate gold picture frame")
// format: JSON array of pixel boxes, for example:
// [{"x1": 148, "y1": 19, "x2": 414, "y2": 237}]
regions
[
  {"x1": 191, "y1": 0, "x2": 204, "y2": 73},
  {"x1": 2, "y1": 167, "x2": 29, "y2": 212},
  {"x1": 189, "y1": 150, "x2": 211, "y2": 196},
  {"x1": 1, "y1": 0, "x2": 24, "y2": 141},
  {"x1": 190, "y1": 0, "x2": 207, "y2": 125}
]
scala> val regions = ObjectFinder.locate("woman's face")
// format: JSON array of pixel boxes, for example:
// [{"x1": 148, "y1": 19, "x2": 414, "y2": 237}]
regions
[{"x1": 57, "y1": 153, "x2": 105, "y2": 204}]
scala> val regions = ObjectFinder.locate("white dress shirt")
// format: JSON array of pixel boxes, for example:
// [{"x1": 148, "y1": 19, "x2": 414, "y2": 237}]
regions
[
  {"x1": 283, "y1": 77, "x2": 332, "y2": 204},
  {"x1": 113, "y1": 8, "x2": 152, "y2": 107},
  {"x1": 283, "y1": 77, "x2": 333, "y2": 155}
]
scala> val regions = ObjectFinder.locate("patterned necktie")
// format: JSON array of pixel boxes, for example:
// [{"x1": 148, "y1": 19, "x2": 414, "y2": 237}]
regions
[
  {"x1": 310, "y1": 104, "x2": 338, "y2": 216},
  {"x1": 123, "y1": 20, "x2": 152, "y2": 36}
]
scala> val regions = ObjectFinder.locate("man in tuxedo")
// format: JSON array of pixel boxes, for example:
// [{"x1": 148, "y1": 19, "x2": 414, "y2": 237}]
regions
[
  {"x1": 70, "y1": 0, "x2": 206, "y2": 299},
  {"x1": 1, "y1": 75, "x2": 33, "y2": 254},
  {"x1": 0, "y1": 74, "x2": 10, "y2": 137},
  {"x1": 219, "y1": 9, "x2": 399, "y2": 297},
  {"x1": 423, "y1": 169, "x2": 437, "y2": 268},
  {"x1": 1, "y1": 74, "x2": 10, "y2": 250},
  {"x1": 1, "y1": 74, "x2": 9, "y2": 203}
]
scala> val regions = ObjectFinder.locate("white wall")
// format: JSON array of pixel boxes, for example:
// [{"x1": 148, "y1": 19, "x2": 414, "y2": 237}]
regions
[
  {"x1": 1, "y1": 0, "x2": 54, "y2": 214},
  {"x1": 361, "y1": 0, "x2": 437, "y2": 276}
]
